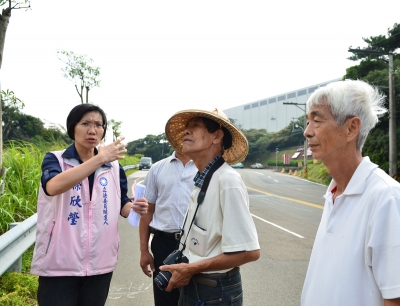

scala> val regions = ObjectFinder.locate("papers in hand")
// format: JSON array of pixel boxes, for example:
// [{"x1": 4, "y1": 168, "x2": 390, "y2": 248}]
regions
[{"x1": 128, "y1": 183, "x2": 146, "y2": 227}]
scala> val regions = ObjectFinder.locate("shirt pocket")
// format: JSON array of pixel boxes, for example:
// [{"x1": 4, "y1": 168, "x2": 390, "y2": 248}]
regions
[{"x1": 188, "y1": 223, "x2": 208, "y2": 257}]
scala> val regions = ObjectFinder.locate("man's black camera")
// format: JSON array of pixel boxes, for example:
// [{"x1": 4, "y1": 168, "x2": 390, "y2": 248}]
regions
[{"x1": 154, "y1": 249, "x2": 189, "y2": 291}]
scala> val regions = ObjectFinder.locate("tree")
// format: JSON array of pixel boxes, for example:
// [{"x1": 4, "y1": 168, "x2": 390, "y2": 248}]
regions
[
  {"x1": 348, "y1": 23, "x2": 400, "y2": 62},
  {"x1": 2, "y1": 89, "x2": 69, "y2": 144},
  {"x1": 0, "y1": 0, "x2": 31, "y2": 190},
  {"x1": 0, "y1": 0, "x2": 30, "y2": 68},
  {"x1": 57, "y1": 50, "x2": 101, "y2": 104},
  {"x1": 345, "y1": 23, "x2": 400, "y2": 174},
  {"x1": 109, "y1": 119, "x2": 122, "y2": 141},
  {"x1": 126, "y1": 133, "x2": 171, "y2": 162},
  {"x1": 2, "y1": 89, "x2": 24, "y2": 140}
]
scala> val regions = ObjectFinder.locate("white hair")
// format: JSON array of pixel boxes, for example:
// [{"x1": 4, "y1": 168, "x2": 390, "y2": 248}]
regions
[{"x1": 306, "y1": 79, "x2": 387, "y2": 151}]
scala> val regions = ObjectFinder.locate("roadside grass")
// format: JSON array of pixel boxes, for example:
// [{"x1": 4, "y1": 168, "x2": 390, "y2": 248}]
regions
[
  {"x1": 296, "y1": 161, "x2": 331, "y2": 186},
  {"x1": 0, "y1": 246, "x2": 38, "y2": 305},
  {"x1": 119, "y1": 154, "x2": 140, "y2": 177},
  {"x1": 119, "y1": 154, "x2": 140, "y2": 167},
  {"x1": 0, "y1": 141, "x2": 56, "y2": 234}
]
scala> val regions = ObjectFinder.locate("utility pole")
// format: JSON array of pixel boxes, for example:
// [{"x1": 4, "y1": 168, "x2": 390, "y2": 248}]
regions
[
  {"x1": 349, "y1": 49, "x2": 397, "y2": 178},
  {"x1": 388, "y1": 52, "x2": 397, "y2": 178},
  {"x1": 276, "y1": 148, "x2": 279, "y2": 171},
  {"x1": 284, "y1": 102, "x2": 308, "y2": 178}
]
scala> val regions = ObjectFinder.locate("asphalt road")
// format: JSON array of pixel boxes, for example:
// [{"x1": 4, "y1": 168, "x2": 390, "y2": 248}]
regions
[{"x1": 106, "y1": 168, "x2": 327, "y2": 306}]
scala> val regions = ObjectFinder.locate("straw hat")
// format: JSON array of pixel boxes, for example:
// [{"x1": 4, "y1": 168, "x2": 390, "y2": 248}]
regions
[{"x1": 165, "y1": 108, "x2": 248, "y2": 165}]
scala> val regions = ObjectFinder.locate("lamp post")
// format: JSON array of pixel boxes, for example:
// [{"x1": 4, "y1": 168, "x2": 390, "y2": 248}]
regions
[
  {"x1": 284, "y1": 102, "x2": 308, "y2": 178},
  {"x1": 294, "y1": 123, "x2": 308, "y2": 177},
  {"x1": 276, "y1": 148, "x2": 279, "y2": 171},
  {"x1": 348, "y1": 48, "x2": 397, "y2": 178}
]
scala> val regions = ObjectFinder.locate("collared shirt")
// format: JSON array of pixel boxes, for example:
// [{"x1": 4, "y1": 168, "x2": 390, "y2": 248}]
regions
[
  {"x1": 181, "y1": 162, "x2": 260, "y2": 273},
  {"x1": 193, "y1": 154, "x2": 222, "y2": 188},
  {"x1": 143, "y1": 152, "x2": 198, "y2": 232},
  {"x1": 301, "y1": 157, "x2": 400, "y2": 305},
  {"x1": 41, "y1": 143, "x2": 131, "y2": 211}
]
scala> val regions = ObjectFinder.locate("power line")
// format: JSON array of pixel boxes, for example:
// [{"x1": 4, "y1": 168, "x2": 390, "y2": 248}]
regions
[{"x1": 372, "y1": 31, "x2": 400, "y2": 46}]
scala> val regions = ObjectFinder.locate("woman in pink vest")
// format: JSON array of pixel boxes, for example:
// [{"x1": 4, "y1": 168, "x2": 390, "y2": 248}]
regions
[{"x1": 31, "y1": 104, "x2": 148, "y2": 306}]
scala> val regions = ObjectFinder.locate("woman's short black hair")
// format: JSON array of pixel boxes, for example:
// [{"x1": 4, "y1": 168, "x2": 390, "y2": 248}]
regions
[
  {"x1": 200, "y1": 117, "x2": 232, "y2": 150},
  {"x1": 66, "y1": 104, "x2": 107, "y2": 140}
]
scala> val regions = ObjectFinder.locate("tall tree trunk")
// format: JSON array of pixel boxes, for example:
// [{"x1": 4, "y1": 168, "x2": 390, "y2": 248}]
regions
[
  {"x1": 86, "y1": 86, "x2": 89, "y2": 103},
  {"x1": 0, "y1": 5, "x2": 11, "y2": 175},
  {"x1": 75, "y1": 84, "x2": 84, "y2": 103}
]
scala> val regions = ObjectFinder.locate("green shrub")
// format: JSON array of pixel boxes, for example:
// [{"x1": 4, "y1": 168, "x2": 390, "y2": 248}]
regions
[
  {"x1": 0, "y1": 245, "x2": 40, "y2": 304},
  {"x1": 0, "y1": 272, "x2": 38, "y2": 305}
]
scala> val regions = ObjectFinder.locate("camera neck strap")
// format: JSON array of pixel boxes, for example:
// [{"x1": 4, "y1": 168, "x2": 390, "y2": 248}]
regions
[{"x1": 179, "y1": 155, "x2": 225, "y2": 252}]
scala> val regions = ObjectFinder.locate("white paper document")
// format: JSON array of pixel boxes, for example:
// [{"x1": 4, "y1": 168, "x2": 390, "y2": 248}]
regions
[{"x1": 128, "y1": 183, "x2": 146, "y2": 227}]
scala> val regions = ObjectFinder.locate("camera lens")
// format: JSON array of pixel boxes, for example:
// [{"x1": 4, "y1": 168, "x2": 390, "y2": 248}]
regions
[{"x1": 154, "y1": 271, "x2": 172, "y2": 291}]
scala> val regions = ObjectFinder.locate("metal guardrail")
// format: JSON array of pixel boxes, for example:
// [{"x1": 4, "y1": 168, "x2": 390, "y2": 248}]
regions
[
  {"x1": 0, "y1": 165, "x2": 138, "y2": 276},
  {"x1": 0, "y1": 214, "x2": 37, "y2": 276},
  {"x1": 123, "y1": 164, "x2": 138, "y2": 171}
]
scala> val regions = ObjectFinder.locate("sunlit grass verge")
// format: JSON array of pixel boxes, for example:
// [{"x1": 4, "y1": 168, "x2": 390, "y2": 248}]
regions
[
  {"x1": 119, "y1": 154, "x2": 140, "y2": 168},
  {"x1": 0, "y1": 141, "x2": 52, "y2": 234},
  {"x1": 297, "y1": 161, "x2": 331, "y2": 186},
  {"x1": 0, "y1": 246, "x2": 38, "y2": 305},
  {"x1": 119, "y1": 154, "x2": 141, "y2": 177}
]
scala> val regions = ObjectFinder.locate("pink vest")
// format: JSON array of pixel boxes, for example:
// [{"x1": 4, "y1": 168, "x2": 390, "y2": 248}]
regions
[{"x1": 31, "y1": 150, "x2": 122, "y2": 276}]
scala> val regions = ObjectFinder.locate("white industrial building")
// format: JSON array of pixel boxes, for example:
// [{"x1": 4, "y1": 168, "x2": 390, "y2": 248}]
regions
[{"x1": 223, "y1": 78, "x2": 341, "y2": 132}]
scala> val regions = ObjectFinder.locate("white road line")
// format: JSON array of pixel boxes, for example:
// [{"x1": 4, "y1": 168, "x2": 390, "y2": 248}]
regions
[
  {"x1": 274, "y1": 179, "x2": 278, "y2": 182},
  {"x1": 254, "y1": 172, "x2": 264, "y2": 175},
  {"x1": 268, "y1": 176, "x2": 271, "y2": 178},
  {"x1": 251, "y1": 213, "x2": 304, "y2": 238},
  {"x1": 272, "y1": 202, "x2": 313, "y2": 212}
]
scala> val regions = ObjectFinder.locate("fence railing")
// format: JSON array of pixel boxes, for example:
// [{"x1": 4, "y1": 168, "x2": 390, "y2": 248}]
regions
[
  {"x1": 0, "y1": 164, "x2": 138, "y2": 276},
  {"x1": 123, "y1": 164, "x2": 138, "y2": 171},
  {"x1": 0, "y1": 214, "x2": 37, "y2": 276}
]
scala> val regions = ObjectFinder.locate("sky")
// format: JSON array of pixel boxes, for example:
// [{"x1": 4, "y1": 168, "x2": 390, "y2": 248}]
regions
[{"x1": 1, "y1": 0, "x2": 399, "y2": 143}]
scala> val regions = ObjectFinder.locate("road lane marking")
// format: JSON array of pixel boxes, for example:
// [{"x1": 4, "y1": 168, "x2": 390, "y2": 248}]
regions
[
  {"x1": 246, "y1": 186, "x2": 323, "y2": 209},
  {"x1": 253, "y1": 171, "x2": 264, "y2": 175},
  {"x1": 251, "y1": 213, "x2": 304, "y2": 238},
  {"x1": 273, "y1": 201, "x2": 313, "y2": 212},
  {"x1": 274, "y1": 179, "x2": 278, "y2": 182}
]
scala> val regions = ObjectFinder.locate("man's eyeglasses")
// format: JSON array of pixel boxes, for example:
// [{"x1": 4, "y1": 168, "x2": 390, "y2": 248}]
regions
[{"x1": 78, "y1": 122, "x2": 105, "y2": 130}]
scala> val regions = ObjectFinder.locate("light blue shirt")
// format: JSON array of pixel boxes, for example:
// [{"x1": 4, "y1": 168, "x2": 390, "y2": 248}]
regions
[{"x1": 143, "y1": 152, "x2": 198, "y2": 232}]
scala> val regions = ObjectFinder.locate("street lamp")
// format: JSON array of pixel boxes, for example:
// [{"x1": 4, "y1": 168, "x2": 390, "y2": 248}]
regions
[
  {"x1": 276, "y1": 148, "x2": 279, "y2": 171},
  {"x1": 284, "y1": 102, "x2": 308, "y2": 178},
  {"x1": 348, "y1": 48, "x2": 397, "y2": 178},
  {"x1": 294, "y1": 124, "x2": 308, "y2": 178}
]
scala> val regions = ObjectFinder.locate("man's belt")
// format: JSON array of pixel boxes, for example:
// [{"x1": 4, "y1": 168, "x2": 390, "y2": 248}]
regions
[
  {"x1": 149, "y1": 226, "x2": 181, "y2": 241},
  {"x1": 193, "y1": 267, "x2": 240, "y2": 287}
]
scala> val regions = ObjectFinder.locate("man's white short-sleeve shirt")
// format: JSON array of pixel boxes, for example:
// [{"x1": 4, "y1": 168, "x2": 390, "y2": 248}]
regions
[
  {"x1": 181, "y1": 163, "x2": 260, "y2": 273},
  {"x1": 301, "y1": 157, "x2": 400, "y2": 306}
]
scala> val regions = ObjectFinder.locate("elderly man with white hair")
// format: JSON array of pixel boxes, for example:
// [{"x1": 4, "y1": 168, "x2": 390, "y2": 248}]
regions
[{"x1": 301, "y1": 80, "x2": 400, "y2": 306}]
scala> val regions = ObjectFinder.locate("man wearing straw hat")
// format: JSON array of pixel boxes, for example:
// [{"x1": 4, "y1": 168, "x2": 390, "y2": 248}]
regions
[{"x1": 160, "y1": 108, "x2": 260, "y2": 305}]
